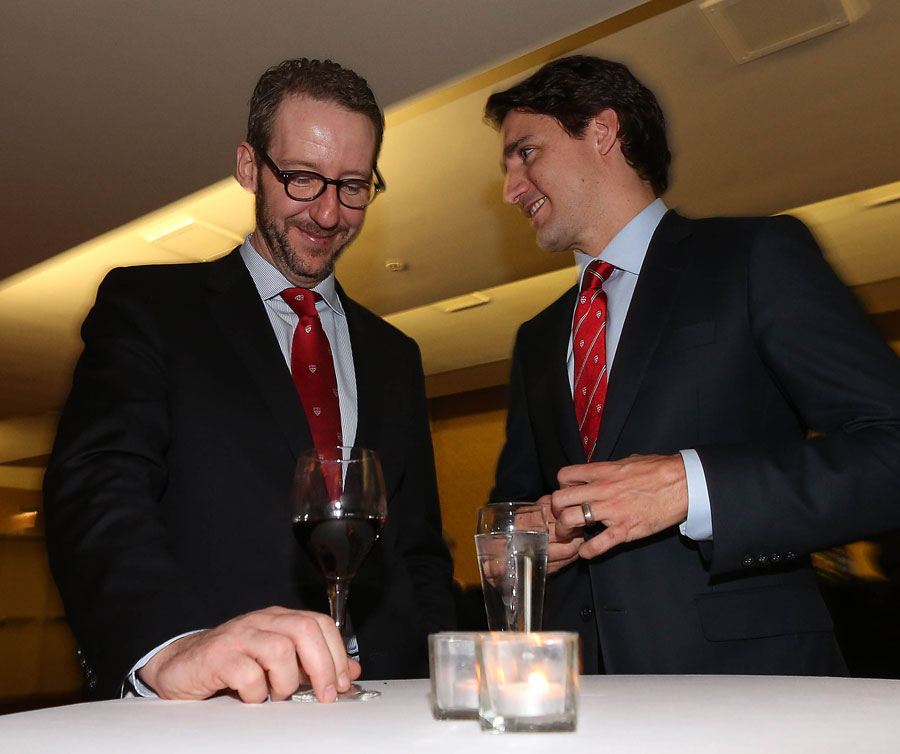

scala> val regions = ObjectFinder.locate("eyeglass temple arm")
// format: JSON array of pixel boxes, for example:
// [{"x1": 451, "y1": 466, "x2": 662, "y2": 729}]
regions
[{"x1": 373, "y1": 165, "x2": 386, "y2": 193}]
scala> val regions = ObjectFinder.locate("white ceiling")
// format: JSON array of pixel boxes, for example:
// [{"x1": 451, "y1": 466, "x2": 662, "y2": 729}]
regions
[{"x1": 1, "y1": 0, "x2": 899, "y2": 463}]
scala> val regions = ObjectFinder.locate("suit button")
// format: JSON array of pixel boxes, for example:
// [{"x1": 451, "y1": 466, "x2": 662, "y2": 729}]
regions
[
  {"x1": 771, "y1": 553, "x2": 782, "y2": 563},
  {"x1": 786, "y1": 551, "x2": 796, "y2": 560},
  {"x1": 580, "y1": 605, "x2": 594, "y2": 621},
  {"x1": 742, "y1": 555, "x2": 755, "y2": 567},
  {"x1": 757, "y1": 554, "x2": 769, "y2": 564}
]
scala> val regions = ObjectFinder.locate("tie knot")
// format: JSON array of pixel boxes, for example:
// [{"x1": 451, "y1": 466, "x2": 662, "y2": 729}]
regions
[
  {"x1": 280, "y1": 288, "x2": 321, "y2": 317},
  {"x1": 581, "y1": 260, "x2": 616, "y2": 292}
]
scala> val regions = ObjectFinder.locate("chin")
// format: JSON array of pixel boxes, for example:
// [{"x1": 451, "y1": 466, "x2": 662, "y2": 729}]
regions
[{"x1": 535, "y1": 235, "x2": 569, "y2": 253}]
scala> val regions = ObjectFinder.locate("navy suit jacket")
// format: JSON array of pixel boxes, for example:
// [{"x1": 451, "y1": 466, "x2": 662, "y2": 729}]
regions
[
  {"x1": 493, "y1": 211, "x2": 900, "y2": 675},
  {"x1": 44, "y1": 249, "x2": 456, "y2": 698}
]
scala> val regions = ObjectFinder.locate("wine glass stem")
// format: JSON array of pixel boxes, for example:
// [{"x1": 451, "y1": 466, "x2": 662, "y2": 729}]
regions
[{"x1": 327, "y1": 580, "x2": 349, "y2": 633}]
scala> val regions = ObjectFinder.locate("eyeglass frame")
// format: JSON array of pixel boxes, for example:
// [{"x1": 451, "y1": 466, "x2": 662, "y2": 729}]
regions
[{"x1": 257, "y1": 148, "x2": 386, "y2": 209}]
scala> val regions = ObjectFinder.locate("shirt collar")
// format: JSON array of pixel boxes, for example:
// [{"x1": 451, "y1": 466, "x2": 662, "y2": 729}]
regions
[
  {"x1": 239, "y1": 234, "x2": 345, "y2": 317},
  {"x1": 573, "y1": 197, "x2": 668, "y2": 280}
]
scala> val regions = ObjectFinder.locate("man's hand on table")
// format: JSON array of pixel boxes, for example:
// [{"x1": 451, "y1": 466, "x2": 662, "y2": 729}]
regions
[
  {"x1": 550, "y1": 454, "x2": 689, "y2": 561},
  {"x1": 138, "y1": 606, "x2": 361, "y2": 703}
]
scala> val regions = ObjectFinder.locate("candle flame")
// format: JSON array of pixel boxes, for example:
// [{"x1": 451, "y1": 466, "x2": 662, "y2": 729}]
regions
[{"x1": 527, "y1": 671, "x2": 549, "y2": 694}]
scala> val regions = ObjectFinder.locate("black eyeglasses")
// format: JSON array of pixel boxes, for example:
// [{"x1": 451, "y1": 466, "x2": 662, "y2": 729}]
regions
[{"x1": 258, "y1": 149, "x2": 385, "y2": 209}]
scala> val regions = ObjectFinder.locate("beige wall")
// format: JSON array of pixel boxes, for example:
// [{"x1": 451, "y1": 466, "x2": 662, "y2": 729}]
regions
[
  {"x1": 0, "y1": 487, "x2": 83, "y2": 707},
  {"x1": 430, "y1": 386, "x2": 508, "y2": 587}
]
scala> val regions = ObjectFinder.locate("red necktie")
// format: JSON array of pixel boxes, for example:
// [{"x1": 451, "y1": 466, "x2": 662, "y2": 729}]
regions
[
  {"x1": 573, "y1": 260, "x2": 616, "y2": 462},
  {"x1": 281, "y1": 288, "x2": 342, "y2": 449}
]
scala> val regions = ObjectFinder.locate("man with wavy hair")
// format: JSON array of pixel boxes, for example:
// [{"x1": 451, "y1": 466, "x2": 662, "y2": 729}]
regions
[{"x1": 486, "y1": 55, "x2": 900, "y2": 675}]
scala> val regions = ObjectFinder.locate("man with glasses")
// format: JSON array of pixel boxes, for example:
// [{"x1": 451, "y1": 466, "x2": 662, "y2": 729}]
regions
[{"x1": 44, "y1": 58, "x2": 455, "y2": 702}]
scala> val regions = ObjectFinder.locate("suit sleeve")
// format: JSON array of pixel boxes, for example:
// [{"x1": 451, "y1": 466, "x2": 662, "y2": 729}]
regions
[
  {"x1": 491, "y1": 335, "x2": 550, "y2": 502},
  {"x1": 698, "y1": 217, "x2": 900, "y2": 576},
  {"x1": 43, "y1": 269, "x2": 212, "y2": 697}
]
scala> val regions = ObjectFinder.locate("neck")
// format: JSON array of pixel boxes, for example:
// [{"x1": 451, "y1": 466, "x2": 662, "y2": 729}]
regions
[{"x1": 582, "y1": 199, "x2": 658, "y2": 258}]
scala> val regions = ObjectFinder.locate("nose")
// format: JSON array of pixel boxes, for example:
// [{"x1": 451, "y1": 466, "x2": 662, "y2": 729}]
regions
[
  {"x1": 503, "y1": 166, "x2": 528, "y2": 206},
  {"x1": 309, "y1": 184, "x2": 341, "y2": 229}
]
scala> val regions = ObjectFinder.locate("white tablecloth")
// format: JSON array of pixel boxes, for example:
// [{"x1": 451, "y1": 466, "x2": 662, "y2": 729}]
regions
[{"x1": 2, "y1": 675, "x2": 899, "y2": 753}]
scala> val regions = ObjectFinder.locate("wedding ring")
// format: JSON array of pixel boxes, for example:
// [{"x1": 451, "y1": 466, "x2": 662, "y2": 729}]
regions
[{"x1": 581, "y1": 501, "x2": 594, "y2": 526}]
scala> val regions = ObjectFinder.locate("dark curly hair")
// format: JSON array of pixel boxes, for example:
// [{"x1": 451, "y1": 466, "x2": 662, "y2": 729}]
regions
[
  {"x1": 485, "y1": 55, "x2": 670, "y2": 195},
  {"x1": 247, "y1": 58, "x2": 384, "y2": 165}
]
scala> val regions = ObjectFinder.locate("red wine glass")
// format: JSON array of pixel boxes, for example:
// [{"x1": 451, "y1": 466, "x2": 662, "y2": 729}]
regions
[{"x1": 290, "y1": 446, "x2": 386, "y2": 701}]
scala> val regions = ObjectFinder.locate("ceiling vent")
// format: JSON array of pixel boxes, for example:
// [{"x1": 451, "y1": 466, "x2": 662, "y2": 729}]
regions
[{"x1": 700, "y1": 0, "x2": 869, "y2": 64}]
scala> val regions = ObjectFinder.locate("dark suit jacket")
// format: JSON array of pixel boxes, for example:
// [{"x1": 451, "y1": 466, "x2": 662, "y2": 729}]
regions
[
  {"x1": 44, "y1": 249, "x2": 456, "y2": 698},
  {"x1": 493, "y1": 211, "x2": 900, "y2": 675}
]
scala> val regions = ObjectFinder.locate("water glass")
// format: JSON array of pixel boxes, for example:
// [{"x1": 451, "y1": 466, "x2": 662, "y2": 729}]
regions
[{"x1": 474, "y1": 502, "x2": 548, "y2": 631}]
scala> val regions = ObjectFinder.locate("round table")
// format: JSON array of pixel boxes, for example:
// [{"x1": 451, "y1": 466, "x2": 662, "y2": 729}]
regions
[{"x1": 2, "y1": 675, "x2": 898, "y2": 753}]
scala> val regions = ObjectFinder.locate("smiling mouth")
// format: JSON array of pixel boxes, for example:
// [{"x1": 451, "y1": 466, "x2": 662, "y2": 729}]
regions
[
  {"x1": 527, "y1": 197, "x2": 546, "y2": 218},
  {"x1": 294, "y1": 224, "x2": 339, "y2": 245}
]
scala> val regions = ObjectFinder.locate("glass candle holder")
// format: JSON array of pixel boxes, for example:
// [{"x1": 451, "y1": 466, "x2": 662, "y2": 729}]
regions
[
  {"x1": 476, "y1": 632, "x2": 578, "y2": 733},
  {"x1": 428, "y1": 632, "x2": 481, "y2": 719}
]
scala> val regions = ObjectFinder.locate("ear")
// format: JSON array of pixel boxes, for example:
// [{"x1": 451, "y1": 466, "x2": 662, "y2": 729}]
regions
[
  {"x1": 590, "y1": 109, "x2": 620, "y2": 157},
  {"x1": 235, "y1": 141, "x2": 259, "y2": 194}
]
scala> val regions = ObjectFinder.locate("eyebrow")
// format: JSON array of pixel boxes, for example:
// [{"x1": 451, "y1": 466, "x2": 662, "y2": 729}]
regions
[
  {"x1": 499, "y1": 135, "x2": 530, "y2": 173},
  {"x1": 502, "y1": 136, "x2": 527, "y2": 159}
]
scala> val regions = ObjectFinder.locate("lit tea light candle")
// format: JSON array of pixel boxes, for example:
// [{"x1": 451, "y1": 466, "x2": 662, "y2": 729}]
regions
[{"x1": 494, "y1": 670, "x2": 565, "y2": 717}]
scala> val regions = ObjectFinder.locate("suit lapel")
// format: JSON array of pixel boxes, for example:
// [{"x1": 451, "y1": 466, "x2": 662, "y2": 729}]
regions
[
  {"x1": 527, "y1": 288, "x2": 587, "y2": 466},
  {"x1": 339, "y1": 285, "x2": 382, "y2": 451},
  {"x1": 594, "y1": 211, "x2": 692, "y2": 461},
  {"x1": 205, "y1": 249, "x2": 312, "y2": 457}
]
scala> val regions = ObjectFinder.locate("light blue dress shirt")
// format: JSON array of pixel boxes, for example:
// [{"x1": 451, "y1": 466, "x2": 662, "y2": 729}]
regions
[{"x1": 567, "y1": 198, "x2": 713, "y2": 541}]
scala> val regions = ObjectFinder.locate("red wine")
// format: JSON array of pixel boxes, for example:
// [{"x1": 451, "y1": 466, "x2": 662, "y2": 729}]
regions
[{"x1": 292, "y1": 516, "x2": 384, "y2": 582}]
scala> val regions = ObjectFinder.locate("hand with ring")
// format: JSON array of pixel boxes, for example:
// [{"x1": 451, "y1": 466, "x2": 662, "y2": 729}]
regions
[{"x1": 551, "y1": 454, "x2": 690, "y2": 561}]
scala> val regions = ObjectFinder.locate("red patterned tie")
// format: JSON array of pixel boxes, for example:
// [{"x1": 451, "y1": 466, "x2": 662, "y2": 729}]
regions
[
  {"x1": 573, "y1": 260, "x2": 616, "y2": 462},
  {"x1": 281, "y1": 288, "x2": 342, "y2": 449}
]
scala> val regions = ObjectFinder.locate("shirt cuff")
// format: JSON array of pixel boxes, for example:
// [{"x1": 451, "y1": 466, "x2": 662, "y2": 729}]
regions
[
  {"x1": 124, "y1": 630, "x2": 206, "y2": 698},
  {"x1": 678, "y1": 449, "x2": 713, "y2": 541}
]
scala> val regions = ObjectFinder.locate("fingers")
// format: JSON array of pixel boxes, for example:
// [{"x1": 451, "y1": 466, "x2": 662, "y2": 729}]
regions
[
  {"x1": 246, "y1": 629, "x2": 304, "y2": 702},
  {"x1": 552, "y1": 500, "x2": 590, "y2": 540},
  {"x1": 546, "y1": 491, "x2": 583, "y2": 541},
  {"x1": 577, "y1": 524, "x2": 627, "y2": 561},
  {"x1": 547, "y1": 538, "x2": 581, "y2": 574},
  {"x1": 216, "y1": 643, "x2": 276, "y2": 704},
  {"x1": 278, "y1": 611, "x2": 351, "y2": 703}
]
